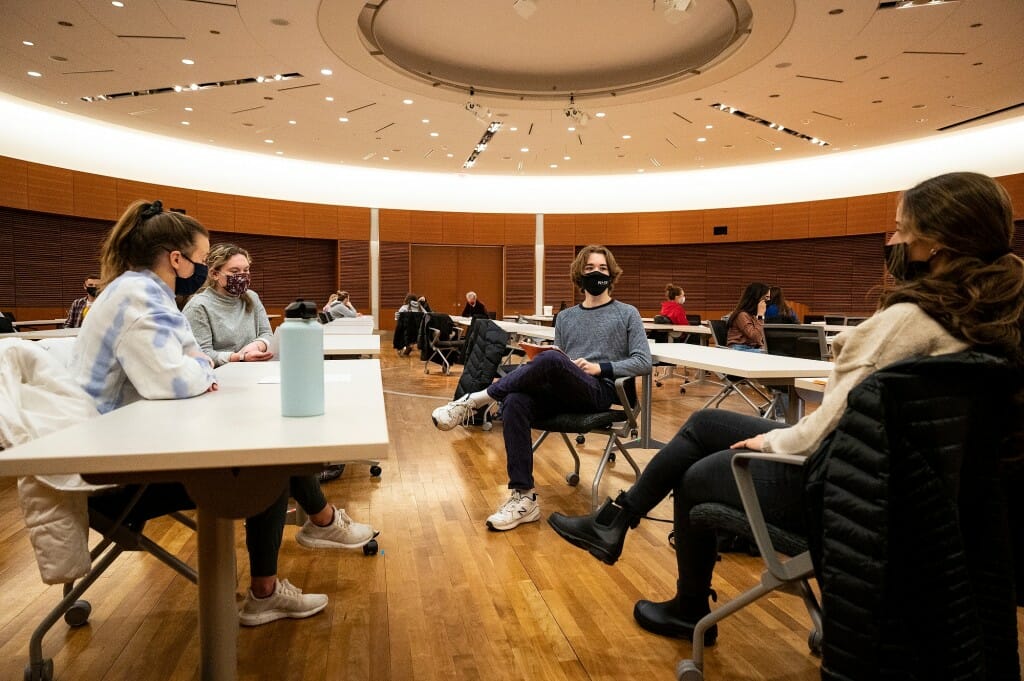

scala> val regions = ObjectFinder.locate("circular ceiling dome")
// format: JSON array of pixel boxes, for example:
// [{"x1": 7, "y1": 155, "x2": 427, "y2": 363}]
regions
[{"x1": 324, "y1": 0, "x2": 753, "y2": 100}]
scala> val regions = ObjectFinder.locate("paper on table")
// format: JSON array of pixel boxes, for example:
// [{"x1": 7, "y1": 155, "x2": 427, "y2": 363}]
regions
[{"x1": 257, "y1": 374, "x2": 352, "y2": 385}]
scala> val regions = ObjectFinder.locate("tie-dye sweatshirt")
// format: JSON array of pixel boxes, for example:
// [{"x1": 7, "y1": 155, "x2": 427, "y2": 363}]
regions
[{"x1": 69, "y1": 270, "x2": 216, "y2": 414}]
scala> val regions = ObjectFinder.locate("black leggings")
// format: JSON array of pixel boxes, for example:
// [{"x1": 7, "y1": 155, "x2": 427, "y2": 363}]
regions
[{"x1": 619, "y1": 409, "x2": 805, "y2": 598}]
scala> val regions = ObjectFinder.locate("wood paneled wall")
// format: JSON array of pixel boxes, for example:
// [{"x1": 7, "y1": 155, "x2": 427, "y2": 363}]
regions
[
  {"x1": 379, "y1": 242, "x2": 411, "y2": 330},
  {"x1": 504, "y1": 245, "x2": 534, "y2": 315},
  {"x1": 339, "y1": 239, "x2": 371, "y2": 313}
]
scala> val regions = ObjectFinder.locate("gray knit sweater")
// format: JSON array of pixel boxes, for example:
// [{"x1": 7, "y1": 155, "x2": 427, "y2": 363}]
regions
[
  {"x1": 182, "y1": 288, "x2": 274, "y2": 367},
  {"x1": 554, "y1": 300, "x2": 652, "y2": 384}
]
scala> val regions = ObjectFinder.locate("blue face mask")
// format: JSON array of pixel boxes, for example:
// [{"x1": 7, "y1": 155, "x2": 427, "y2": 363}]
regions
[{"x1": 174, "y1": 257, "x2": 208, "y2": 296}]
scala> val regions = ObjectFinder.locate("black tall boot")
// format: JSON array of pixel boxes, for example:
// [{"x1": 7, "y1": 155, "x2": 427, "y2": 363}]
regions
[
  {"x1": 547, "y1": 493, "x2": 640, "y2": 565},
  {"x1": 634, "y1": 585, "x2": 716, "y2": 643},
  {"x1": 633, "y1": 589, "x2": 718, "y2": 645}
]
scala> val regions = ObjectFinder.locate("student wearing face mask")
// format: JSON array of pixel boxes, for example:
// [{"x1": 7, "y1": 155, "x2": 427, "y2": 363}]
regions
[
  {"x1": 63, "y1": 276, "x2": 102, "y2": 328},
  {"x1": 69, "y1": 206, "x2": 329, "y2": 627},
  {"x1": 547, "y1": 172, "x2": 1023, "y2": 647},
  {"x1": 431, "y1": 245, "x2": 652, "y2": 531},
  {"x1": 183, "y1": 243, "x2": 378, "y2": 550},
  {"x1": 659, "y1": 284, "x2": 689, "y2": 325}
]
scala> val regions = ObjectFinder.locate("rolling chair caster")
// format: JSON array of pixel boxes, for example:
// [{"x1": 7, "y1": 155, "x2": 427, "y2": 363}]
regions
[
  {"x1": 575, "y1": 434, "x2": 585, "y2": 445},
  {"x1": 676, "y1": 659, "x2": 702, "y2": 681},
  {"x1": 481, "y1": 421, "x2": 493, "y2": 431},
  {"x1": 64, "y1": 600, "x2": 91, "y2": 627},
  {"x1": 24, "y1": 659, "x2": 54, "y2": 681},
  {"x1": 808, "y1": 629, "x2": 823, "y2": 656},
  {"x1": 369, "y1": 465, "x2": 382, "y2": 477},
  {"x1": 565, "y1": 472, "x2": 580, "y2": 486},
  {"x1": 363, "y1": 539, "x2": 379, "y2": 556}
]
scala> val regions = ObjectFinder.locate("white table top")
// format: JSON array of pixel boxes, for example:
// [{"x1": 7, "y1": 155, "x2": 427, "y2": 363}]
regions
[
  {"x1": 12, "y1": 318, "x2": 67, "y2": 327},
  {"x1": 644, "y1": 322, "x2": 711, "y2": 335},
  {"x1": 10, "y1": 327, "x2": 80, "y2": 340},
  {"x1": 0, "y1": 359, "x2": 389, "y2": 477},
  {"x1": 323, "y1": 334, "x2": 380, "y2": 356},
  {"x1": 651, "y1": 342, "x2": 833, "y2": 380},
  {"x1": 809, "y1": 321, "x2": 856, "y2": 334},
  {"x1": 323, "y1": 317, "x2": 375, "y2": 334},
  {"x1": 795, "y1": 377, "x2": 828, "y2": 393},
  {"x1": 452, "y1": 316, "x2": 558, "y2": 340}
]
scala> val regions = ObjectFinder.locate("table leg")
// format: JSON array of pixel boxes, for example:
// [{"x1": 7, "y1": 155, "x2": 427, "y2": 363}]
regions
[
  {"x1": 630, "y1": 371, "x2": 666, "y2": 450},
  {"x1": 197, "y1": 507, "x2": 237, "y2": 681}
]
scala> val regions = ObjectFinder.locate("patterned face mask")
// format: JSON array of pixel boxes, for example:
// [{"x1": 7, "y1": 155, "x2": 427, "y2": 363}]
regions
[{"x1": 224, "y1": 272, "x2": 251, "y2": 296}]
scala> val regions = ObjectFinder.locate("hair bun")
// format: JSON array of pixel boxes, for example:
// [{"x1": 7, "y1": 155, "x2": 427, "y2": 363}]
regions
[{"x1": 141, "y1": 200, "x2": 163, "y2": 219}]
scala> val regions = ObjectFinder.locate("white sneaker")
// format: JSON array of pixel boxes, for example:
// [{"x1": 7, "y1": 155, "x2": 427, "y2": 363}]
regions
[
  {"x1": 296, "y1": 508, "x2": 378, "y2": 549},
  {"x1": 431, "y1": 394, "x2": 475, "y2": 431},
  {"x1": 238, "y1": 578, "x2": 328, "y2": 627},
  {"x1": 486, "y1": 490, "x2": 540, "y2": 531}
]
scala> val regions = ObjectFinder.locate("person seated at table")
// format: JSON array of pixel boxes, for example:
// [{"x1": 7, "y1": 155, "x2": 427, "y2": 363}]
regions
[
  {"x1": 659, "y1": 284, "x2": 689, "y2": 325},
  {"x1": 63, "y1": 275, "x2": 101, "y2": 328},
  {"x1": 462, "y1": 291, "x2": 489, "y2": 318},
  {"x1": 183, "y1": 242, "x2": 378, "y2": 550},
  {"x1": 725, "y1": 282, "x2": 770, "y2": 352},
  {"x1": 765, "y1": 286, "x2": 798, "y2": 324},
  {"x1": 431, "y1": 245, "x2": 652, "y2": 531},
  {"x1": 323, "y1": 290, "x2": 362, "y2": 319},
  {"x1": 69, "y1": 200, "x2": 328, "y2": 626},
  {"x1": 395, "y1": 293, "x2": 431, "y2": 355},
  {"x1": 548, "y1": 171, "x2": 1024, "y2": 645}
]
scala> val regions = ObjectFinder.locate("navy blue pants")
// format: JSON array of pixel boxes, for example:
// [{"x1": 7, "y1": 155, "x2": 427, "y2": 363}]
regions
[{"x1": 487, "y1": 350, "x2": 616, "y2": 490}]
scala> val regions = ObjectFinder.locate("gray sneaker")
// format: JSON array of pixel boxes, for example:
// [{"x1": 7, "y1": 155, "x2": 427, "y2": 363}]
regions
[
  {"x1": 296, "y1": 508, "x2": 378, "y2": 549},
  {"x1": 238, "y1": 579, "x2": 327, "y2": 627},
  {"x1": 431, "y1": 394, "x2": 475, "y2": 431}
]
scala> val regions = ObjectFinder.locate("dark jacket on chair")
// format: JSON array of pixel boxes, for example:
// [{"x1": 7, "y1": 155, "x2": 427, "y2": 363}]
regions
[
  {"x1": 804, "y1": 351, "x2": 1022, "y2": 681},
  {"x1": 455, "y1": 318, "x2": 509, "y2": 400}
]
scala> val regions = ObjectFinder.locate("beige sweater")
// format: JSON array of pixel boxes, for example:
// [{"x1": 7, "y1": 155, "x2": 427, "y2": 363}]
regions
[{"x1": 762, "y1": 303, "x2": 968, "y2": 456}]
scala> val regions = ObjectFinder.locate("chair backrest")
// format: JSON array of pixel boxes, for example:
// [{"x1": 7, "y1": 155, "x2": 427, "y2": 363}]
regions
[
  {"x1": 0, "y1": 315, "x2": 13, "y2": 333},
  {"x1": 652, "y1": 314, "x2": 672, "y2": 325},
  {"x1": 804, "y1": 351, "x2": 1022, "y2": 679},
  {"x1": 1, "y1": 310, "x2": 16, "y2": 322},
  {"x1": 844, "y1": 316, "x2": 867, "y2": 326},
  {"x1": 823, "y1": 314, "x2": 846, "y2": 326},
  {"x1": 317, "y1": 311, "x2": 330, "y2": 324},
  {"x1": 708, "y1": 319, "x2": 729, "y2": 347},
  {"x1": 763, "y1": 324, "x2": 829, "y2": 361},
  {"x1": 803, "y1": 314, "x2": 825, "y2": 324},
  {"x1": 686, "y1": 314, "x2": 702, "y2": 325}
]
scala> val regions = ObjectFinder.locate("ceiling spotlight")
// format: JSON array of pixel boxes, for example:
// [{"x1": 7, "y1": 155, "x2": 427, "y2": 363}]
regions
[
  {"x1": 512, "y1": 0, "x2": 538, "y2": 19},
  {"x1": 663, "y1": 0, "x2": 695, "y2": 24},
  {"x1": 464, "y1": 90, "x2": 493, "y2": 123}
]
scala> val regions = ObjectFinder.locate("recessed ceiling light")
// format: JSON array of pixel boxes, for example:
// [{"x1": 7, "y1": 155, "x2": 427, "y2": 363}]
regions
[
  {"x1": 774, "y1": 146, "x2": 782, "y2": 151},
  {"x1": 696, "y1": 137, "x2": 707, "y2": 142},
  {"x1": 383, "y1": 156, "x2": 390, "y2": 160},
  {"x1": 181, "y1": 121, "x2": 190, "y2": 125},
  {"x1": 549, "y1": 164, "x2": 557, "y2": 168},
  {"x1": 184, "y1": 106, "x2": 193, "y2": 112},
  {"x1": 181, "y1": 58, "x2": 194, "y2": 65},
  {"x1": 22, "y1": 40, "x2": 34, "y2": 46},
  {"x1": 402, "y1": 99, "x2": 413, "y2": 104},
  {"x1": 111, "y1": 1, "x2": 124, "y2": 6},
  {"x1": 338, "y1": 117, "x2": 349, "y2": 122},
  {"x1": 325, "y1": 96, "x2": 334, "y2": 102},
  {"x1": 276, "y1": 151, "x2": 283, "y2": 155},
  {"x1": 595, "y1": 112, "x2": 606, "y2": 118},
  {"x1": 563, "y1": 155, "x2": 571, "y2": 160},
  {"x1": 264, "y1": 139, "x2": 274, "y2": 144},
  {"x1": 705, "y1": 124, "x2": 713, "y2": 129},
  {"x1": 509, "y1": 126, "x2": 518, "y2": 131},
  {"x1": 637, "y1": 169, "x2": 645, "y2": 173},
  {"x1": 446, "y1": 153, "x2": 453, "y2": 157},
  {"x1": 320, "y1": 68, "x2": 333, "y2": 76},
  {"x1": 421, "y1": 118, "x2": 429, "y2": 123},
  {"x1": 27, "y1": 71, "x2": 42, "y2": 77},
  {"x1": 567, "y1": 126, "x2": 575, "y2": 132},
  {"x1": 520, "y1": 147, "x2": 529, "y2": 152},
  {"x1": 288, "y1": 119, "x2": 296, "y2": 125},
  {"x1": 621, "y1": 134, "x2": 631, "y2": 140},
  {"x1": 430, "y1": 132, "x2": 439, "y2": 137}
]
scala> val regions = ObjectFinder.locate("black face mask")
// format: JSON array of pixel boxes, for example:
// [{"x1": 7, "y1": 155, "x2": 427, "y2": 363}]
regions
[
  {"x1": 581, "y1": 270, "x2": 611, "y2": 296},
  {"x1": 85, "y1": 286, "x2": 99, "y2": 297},
  {"x1": 174, "y1": 258, "x2": 209, "y2": 296},
  {"x1": 884, "y1": 243, "x2": 930, "y2": 282}
]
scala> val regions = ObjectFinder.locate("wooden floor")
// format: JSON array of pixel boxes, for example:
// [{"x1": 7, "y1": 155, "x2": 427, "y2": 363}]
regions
[{"x1": 1, "y1": 351, "x2": 1020, "y2": 680}]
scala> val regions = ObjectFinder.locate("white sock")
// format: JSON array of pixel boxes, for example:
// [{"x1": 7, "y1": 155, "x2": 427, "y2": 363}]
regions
[{"x1": 465, "y1": 390, "x2": 497, "y2": 409}]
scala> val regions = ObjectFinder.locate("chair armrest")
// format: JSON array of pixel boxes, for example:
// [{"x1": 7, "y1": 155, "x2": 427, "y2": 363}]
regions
[{"x1": 730, "y1": 451, "x2": 808, "y2": 581}]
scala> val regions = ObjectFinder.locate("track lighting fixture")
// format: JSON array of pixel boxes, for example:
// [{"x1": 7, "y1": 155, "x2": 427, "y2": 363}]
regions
[{"x1": 563, "y1": 95, "x2": 589, "y2": 127}]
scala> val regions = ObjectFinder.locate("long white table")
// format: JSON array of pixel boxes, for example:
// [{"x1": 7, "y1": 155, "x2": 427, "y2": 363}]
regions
[
  {"x1": 323, "y1": 333, "x2": 380, "y2": 357},
  {"x1": 10, "y1": 327, "x2": 80, "y2": 340},
  {"x1": 0, "y1": 359, "x2": 389, "y2": 681},
  {"x1": 643, "y1": 343, "x2": 833, "y2": 447},
  {"x1": 323, "y1": 317, "x2": 375, "y2": 335},
  {"x1": 12, "y1": 318, "x2": 67, "y2": 328}
]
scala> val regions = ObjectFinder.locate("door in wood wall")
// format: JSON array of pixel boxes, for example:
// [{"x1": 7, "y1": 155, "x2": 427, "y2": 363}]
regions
[{"x1": 411, "y1": 245, "x2": 503, "y2": 318}]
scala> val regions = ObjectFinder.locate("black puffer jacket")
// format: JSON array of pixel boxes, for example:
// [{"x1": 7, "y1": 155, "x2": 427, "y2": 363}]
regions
[
  {"x1": 455, "y1": 318, "x2": 509, "y2": 399},
  {"x1": 804, "y1": 351, "x2": 1022, "y2": 681}
]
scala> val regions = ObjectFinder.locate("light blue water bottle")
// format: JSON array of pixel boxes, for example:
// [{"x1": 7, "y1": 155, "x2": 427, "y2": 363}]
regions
[{"x1": 279, "y1": 299, "x2": 324, "y2": 417}]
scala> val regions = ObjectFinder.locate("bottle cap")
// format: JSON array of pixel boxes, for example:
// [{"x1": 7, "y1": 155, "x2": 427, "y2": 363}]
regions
[{"x1": 284, "y1": 299, "x2": 318, "y2": 319}]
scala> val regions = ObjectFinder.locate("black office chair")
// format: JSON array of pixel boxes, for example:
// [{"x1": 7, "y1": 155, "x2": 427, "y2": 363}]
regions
[
  {"x1": 0, "y1": 315, "x2": 14, "y2": 333},
  {"x1": 802, "y1": 314, "x2": 825, "y2": 324},
  {"x1": 530, "y1": 376, "x2": 643, "y2": 509},
  {"x1": 844, "y1": 316, "x2": 867, "y2": 326},
  {"x1": 421, "y1": 312, "x2": 464, "y2": 375},
  {"x1": 763, "y1": 324, "x2": 829, "y2": 361},
  {"x1": 822, "y1": 313, "x2": 846, "y2": 326},
  {"x1": 705, "y1": 320, "x2": 773, "y2": 415}
]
